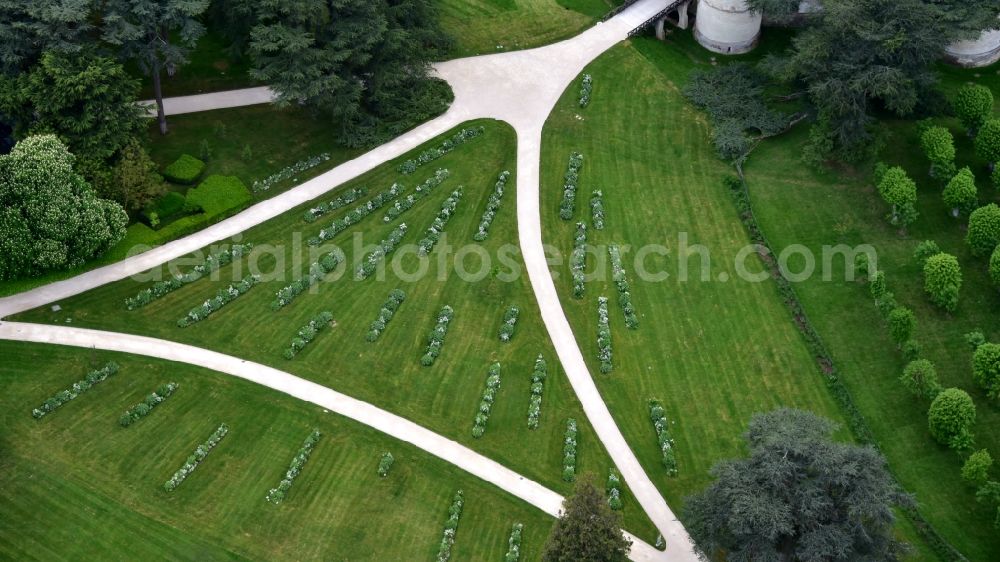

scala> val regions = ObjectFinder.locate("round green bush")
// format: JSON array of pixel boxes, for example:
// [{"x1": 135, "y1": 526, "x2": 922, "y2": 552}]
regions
[
  {"x1": 972, "y1": 342, "x2": 1000, "y2": 399},
  {"x1": 954, "y1": 84, "x2": 994, "y2": 132},
  {"x1": 922, "y1": 253, "x2": 961, "y2": 312},
  {"x1": 928, "y1": 388, "x2": 976, "y2": 449},
  {"x1": 942, "y1": 167, "x2": 978, "y2": 215},
  {"x1": 990, "y1": 246, "x2": 1000, "y2": 287},
  {"x1": 967, "y1": 204, "x2": 1000, "y2": 257},
  {"x1": 887, "y1": 307, "x2": 915, "y2": 344},
  {"x1": 900, "y1": 359, "x2": 941, "y2": 400},
  {"x1": 976, "y1": 119, "x2": 1000, "y2": 164}
]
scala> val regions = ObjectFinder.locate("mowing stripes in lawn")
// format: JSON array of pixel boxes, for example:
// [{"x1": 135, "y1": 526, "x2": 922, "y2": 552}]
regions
[
  {"x1": 164, "y1": 423, "x2": 229, "y2": 492},
  {"x1": 265, "y1": 429, "x2": 321, "y2": 504},
  {"x1": 32, "y1": 361, "x2": 120, "y2": 419}
]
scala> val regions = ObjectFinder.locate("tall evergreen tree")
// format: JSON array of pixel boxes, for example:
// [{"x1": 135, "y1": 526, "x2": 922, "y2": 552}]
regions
[
  {"x1": 0, "y1": 0, "x2": 94, "y2": 75},
  {"x1": 542, "y1": 473, "x2": 632, "y2": 562},
  {"x1": 102, "y1": 0, "x2": 209, "y2": 135}
]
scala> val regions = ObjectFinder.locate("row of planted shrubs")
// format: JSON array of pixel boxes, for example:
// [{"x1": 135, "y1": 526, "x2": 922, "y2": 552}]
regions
[
  {"x1": 498, "y1": 305, "x2": 519, "y2": 342},
  {"x1": 284, "y1": 311, "x2": 334, "y2": 359},
  {"x1": 125, "y1": 243, "x2": 253, "y2": 310},
  {"x1": 422, "y1": 305, "x2": 455, "y2": 366},
  {"x1": 606, "y1": 467, "x2": 623, "y2": 510},
  {"x1": 571, "y1": 222, "x2": 587, "y2": 298},
  {"x1": 32, "y1": 362, "x2": 120, "y2": 419},
  {"x1": 559, "y1": 152, "x2": 584, "y2": 220},
  {"x1": 596, "y1": 296, "x2": 613, "y2": 374},
  {"x1": 563, "y1": 418, "x2": 578, "y2": 482},
  {"x1": 472, "y1": 363, "x2": 501, "y2": 438},
  {"x1": 164, "y1": 423, "x2": 229, "y2": 491},
  {"x1": 303, "y1": 187, "x2": 368, "y2": 223},
  {"x1": 367, "y1": 289, "x2": 406, "y2": 342},
  {"x1": 398, "y1": 126, "x2": 484, "y2": 174},
  {"x1": 309, "y1": 182, "x2": 403, "y2": 245},
  {"x1": 648, "y1": 399, "x2": 678, "y2": 476},
  {"x1": 590, "y1": 189, "x2": 605, "y2": 230},
  {"x1": 435, "y1": 490, "x2": 465, "y2": 562},
  {"x1": 120, "y1": 383, "x2": 178, "y2": 427},
  {"x1": 608, "y1": 244, "x2": 638, "y2": 329},
  {"x1": 356, "y1": 223, "x2": 408, "y2": 280},
  {"x1": 473, "y1": 170, "x2": 511, "y2": 241},
  {"x1": 252, "y1": 152, "x2": 331, "y2": 193},
  {"x1": 177, "y1": 274, "x2": 259, "y2": 327},
  {"x1": 271, "y1": 250, "x2": 342, "y2": 310},
  {"x1": 384, "y1": 169, "x2": 451, "y2": 223},
  {"x1": 266, "y1": 429, "x2": 322, "y2": 504},
  {"x1": 418, "y1": 187, "x2": 464, "y2": 256},
  {"x1": 527, "y1": 355, "x2": 547, "y2": 430}
]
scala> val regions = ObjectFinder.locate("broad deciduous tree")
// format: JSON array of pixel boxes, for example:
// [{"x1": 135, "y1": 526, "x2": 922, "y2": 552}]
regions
[
  {"x1": 972, "y1": 342, "x2": 1000, "y2": 400},
  {"x1": 876, "y1": 166, "x2": 918, "y2": 227},
  {"x1": 923, "y1": 252, "x2": 962, "y2": 311},
  {"x1": 966, "y1": 203, "x2": 1000, "y2": 257},
  {"x1": 928, "y1": 388, "x2": 976, "y2": 452},
  {"x1": 942, "y1": 167, "x2": 979, "y2": 216}
]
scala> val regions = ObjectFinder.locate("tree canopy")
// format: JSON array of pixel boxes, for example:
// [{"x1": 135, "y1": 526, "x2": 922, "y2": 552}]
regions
[
  {"x1": 542, "y1": 473, "x2": 632, "y2": 562},
  {"x1": 0, "y1": 0, "x2": 94, "y2": 75}
]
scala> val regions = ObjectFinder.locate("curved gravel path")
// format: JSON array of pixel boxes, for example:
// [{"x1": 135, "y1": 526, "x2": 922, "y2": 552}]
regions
[{"x1": 0, "y1": 2, "x2": 699, "y2": 559}]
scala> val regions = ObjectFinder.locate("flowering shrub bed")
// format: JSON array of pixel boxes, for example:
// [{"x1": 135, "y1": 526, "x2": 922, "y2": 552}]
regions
[
  {"x1": 472, "y1": 362, "x2": 502, "y2": 438},
  {"x1": 527, "y1": 354, "x2": 547, "y2": 430},
  {"x1": 119, "y1": 382, "x2": 178, "y2": 427},
  {"x1": 367, "y1": 289, "x2": 406, "y2": 342},
  {"x1": 356, "y1": 223, "x2": 408, "y2": 280},
  {"x1": 498, "y1": 305, "x2": 520, "y2": 342},
  {"x1": 579, "y1": 74, "x2": 593, "y2": 108},
  {"x1": 559, "y1": 152, "x2": 584, "y2": 220},
  {"x1": 271, "y1": 251, "x2": 342, "y2": 310},
  {"x1": 32, "y1": 362, "x2": 119, "y2": 419},
  {"x1": 125, "y1": 244, "x2": 254, "y2": 310},
  {"x1": 418, "y1": 188, "x2": 464, "y2": 256},
  {"x1": 571, "y1": 222, "x2": 587, "y2": 299},
  {"x1": 265, "y1": 429, "x2": 321, "y2": 504},
  {"x1": 648, "y1": 399, "x2": 678, "y2": 476},
  {"x1": 422, "y1": 305, "x2": 455, "y2": 366},
  {"x1": 563, "y1": 418, "x2": 578, "y2": 482},
  {"x1": 377, "y1": 452, "x2": 395, "y2": 477},
  {"x1": 504, "y1": 523, "x2": 524, "y2": 562},
  {"x1": 309, "y1": 183, "x2": 404, "y2": 246},
  {"x1": 177, "y1": 275, "x2": 260, "y2": 327},
  {"x1": 597, "y1": 297, "x2": 613, "y2": 373},
  {"x1": 398, "y1": 126, "x2": 484, "y2": 174},
  {"x1": 590, "y1": 190, "x2": 605, "y2": 230},
  {"x1": 283, "y1": 311, "x2": 334, "y2": 359},
  {"x1": 473, "y1": 170, "x2": 511, "y2": 241},
  {"x1": 435, "y1": 490, "x2": 465, "y2": 562},
  {"x1": 383, "y1": 169, "x2": 450, "y2": 223},
  {"x1": 252, "y1": 152, "x2": 331, "y2": 193},
  {"x1": 608, "y1": 244, "x2": 638, "y2": 329},
  {"x1": 164, "y1": 423, "x2": 229, "y2": 491},
  {"x1": 302, "y1": 187, "x2": 368, "y2": 223},
  {"x1": 606, "y1": 467, "x2": 623, "y2": 510}
]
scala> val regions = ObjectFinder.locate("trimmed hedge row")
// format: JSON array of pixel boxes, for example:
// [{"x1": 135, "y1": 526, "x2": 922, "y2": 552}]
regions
[
  {"x1": 367, "y1": 289, "x2": 406, "y2": 342},
  {"x1": 527, "y1": 354, "x2": 547, "y2": 430},
  {"x1": 579, "y1": 74, "x2": 593, "y2": 108},
  {"x1": 563, "y1": 418, "x2": 578, "y2": 482},
  {"x1": 435, "y1": 490, "x2": 465, "y2": 562},
  {"x1": 164, "y1": 423, "x2": 229, "y2": 491},
  {"x1": 120, "y1": 382, "x2": 178, "y2": 427},
  {"x1": 418, "y1": 187, "x2": 464, "y2": 256},
  {"x1": 606, "y1": 467, "x2": 623, "y2": 510},
  {"x1": 32, "y1": 362, "x2": 120, "y2": 419},
  {"x1": 163, "y1": 154, "x2": 204, "y2": 185},
  {"x1": 125, "y1": 243, "x2": 254, "y2": 310},
  {"x1": 590, "y1": 189, "x2": 605, "y2": 230},
  {"x1": 499, "y1": 305, "x2": 519, "y2": 342},
  {"x1": 252, "y1": 152, "x2": 331, "y2": 193},
  {"x1": 271, "y1": 250, "x2": 342, "y2": 310},
  {"x1": 177, "y1": 275, "x2": 260, "y2": 327},
  {"x1": 422, "y1": 305, "x2": 455, "y2": 366},
  {"x1": 355, "y1": 223, "x2": 408, "y2": 280},
  {"x1": 571, "y1": 222, "x2": 587, "y2": 299},
  {"x1": 283, "y1": 311, "x2": 334, "y2": 359},
  {"x1": 649, "y1": 399, "x2": 678, "y2": 476},
  {"x1": 472, "y1": 362, "x2": 502, "y2": 438},
  {"x1": 303, "y1": 187, "x2": 368, "y2": 223},
  {"x1": 265, "y1": 429, "x2": 321, "y2": 504},
  {"x1": 504, "y1": 523, "x2": 524, "y2": 562},
  {"x1": 398, "y1": 126, "x2": 484, "y2": 175},
  {"x1": 597, "y1": 296, "x2": 613, "y2": 374},
  {"x1": 559, "y1": 152, "x2": 584, "y2": 220},
  {"x1": 609, "y1": 244, "x2": 639, "y2": 329},
  {"x1": 309, "y1": 183, "x2": 404, "y2": 246},
  {"x1": 384, "y1": 169, "x2": 450, "y2": 223},
  {"x1": 377, "y1": 452, "x2": 395, "y2": 477},
  {"x1": 473, "y1": 170, "x2": 511, "y2": 241}
]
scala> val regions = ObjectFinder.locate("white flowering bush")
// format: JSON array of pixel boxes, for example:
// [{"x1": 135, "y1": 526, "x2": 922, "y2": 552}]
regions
[
  {"x1": 597, "y1": 297, "x2": 613, "y2": 373},
  {"x1": 590, "y1": 190, "x2": 605, "y2": 230},
  {"x1": 383, "y1": 168, "x2": 450, "y2": 223},
  {"x1": 418, "y1": 187, "x2": 464, "y2": 256},
  {"x1": 119, "y1": 382, "x2": 178, "y2": 427},
  {"x1": 649, "y1": 399, "x2": 678, "y2": 476},
  {"x1": 571, "y1": 222, "x2": 587, "y2": 299},
  {"x1": 126, "y1": 244, "x2": 254, "y2": 310},
  {"x1": 177, "y1": 275, "x2": 260, "y2": 327},
  {"x1": 422, "y1": 305, "x2": 454, "y2": 366},
  {"x1": 252, "y1": 152, "x2": 331, "y2": 193},
  {"x1": 435, "y1": 490, "x2": 465, "y2": 562},
  {"x1": 377, "y1": 451, "x2": 395, "y2": 477},
  {"x1": 32, "y1": 361, "x2": 119, "y2": 419},
  {"x1": 504, "y1": 522, "x2": 524, "y2": 562},
  {"x1": 302, "y1": 187, "x2": 368, "y2": 223},
  {"x1": 563, "y1": 418, "x2": 578, "y2": 482},
  {"x1": 559, "y1": 152, "x2": 584, "y2": 220},
  {"x1": 656, "y1": 534, "x2": 666, "y2": 550},
  {"x1": 266, "y1": 429, "x2": 321, "y2": 504},
  {"x1": 608, "y1": 244, "x2": 638, "y2": 329},
  {"x1": 398, "y1": 127, "x2": 484, "y2": 174},
  {"x1": 527, "y1": 354, "x2": 547, "y2": 430},
  {"x1": 579, "y1": 74, "x2": 593, "y2": 108},
  {"x1": 498, "y1": 305, "x2": 520, "y2": 342},
  {"x1": 606, "y1": 467, "x2": 623, "y2": 510},
  {"x1": 163, "y1": 423, "x2": 229, "y2": 491},
  {"x1": 367, "y1": 289, "x2": 406, "y2": 342},
  {"x1": 473, "y1": 170, "x2": 511, "y2": 241},
  {"x1": 355, "y1": 223, "x2": 408, "y2": 280},
  {"x1": 472, "y1": 362, "x2": 502, "y2": 438},
  {"x1": 283, "y1": 311, "x2": 335, "y2": 359},
  {"x1": 271, "y1": 250, "x2": 342, "y2": 310},
  {"x1": 309, "y1": 183, "x2": 403, "y2": 246}
]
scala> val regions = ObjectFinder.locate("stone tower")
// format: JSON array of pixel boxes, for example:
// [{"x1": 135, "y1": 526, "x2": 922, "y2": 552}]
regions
[{"x1": 693, "y1": 0, "x2": 762, "y2": 55}]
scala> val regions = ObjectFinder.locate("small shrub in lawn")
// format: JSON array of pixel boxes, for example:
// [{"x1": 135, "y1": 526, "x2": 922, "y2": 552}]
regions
[
  {"x1": 355, "y1": 223, "x2": 408, "y2": 280},
  {"x1": 283, "y1": 311, "x2": 334, "y2": 359},
  {"x1": 609, "y1": 244, "x2": 638, "y2": 329},
  {"x1": 383, "y1": 168, "x2": 450, "y2": 223},
  {"x1": 422, "y1": 305, "x2": 455, "y2": 366},
  {"x1": 119, "y1": 382, "x2": 178, "y2": 427},
  {"x1": 562, "y1": 418, "x2": 578, "y2": 482},
  {"x1": 32, "y1": 362, "x2": 119, "y2": 419},
  {"x1": 922, "y1": 252, "x2": 962, "y2": 312},
  {"x1": 578, "y1": 73, "x2": 593, "y2": 108},
  {"x1": 164, "y1": 423, "x2": 229, "y2": 491},
  {"x1": 962, "y1": 449, "x2": 993, "y2": 486},
  {"x1": 271, "y1": 250, "x2": 343, "y2": 310},
  {"x1": 302, "y1": 187, "x2": 368, "y2": 223},
  {"x1": 472, "y1": 362, "x2": 501, "y2": 438},
  {"x1": 606, "y1": 467, "x2": 623, "y2": 510},
  {"x1": 571, "y1": 222, "x2": 587, "y2": 298},
  {"x1": 162, "y1": 154, "x2": 205, "y2": 184},
  {"x1": 504, "y1": 522, "x2": 524, "y2": 562},
  {"x1": 649, "y1": 399, "x2": 678, "y2": 476},
  {"x1": 199, "y1": 139, "x2": 213, "y2": 162},
  {"x1": 590, "y1": 189, "x2": 605, "y2": 229},
  {"x1": 597, "y1": 297, "x2": 613, "y2": 373},
  {"x1": 367, "y1": 289, "x2": 406, "y2": 342},
  {"x1": 266, "y1": 429, "x2": 321, "y2": 504},
  {"x1": 418, "y1": 188, "x2": 464, "y2": 256},
  {"x1": 942, "y1": 167, "x2": 978, "y2": 216},
  {"x1": 435, "y1": 490, "x2": 465, "y2": 562},
  {"x1": 559, "y1": 152, "x2": 584, "y2": 220},
  {"x1": 498, "y1": 305, "x2": 519, "y2": 342},
  {"x1": 126, "y1": 244, "x2": 253, "y2": 310},
  {"x1": 966, "y1": 203, "x2": 1000, "y2": 257},
  {"x1": 253, "y1": 153, "x2": 331, "y2": 193},
  {"x1": 310, "y1": 182, "x2": 403, "y2": 245},
  {"x1": 177, "y1": 274, "x2": 260, "y2": 327},
  {"x1": 887, "y1": 306, "x2": 915, "y2": 344},
  {"x1": 397, "y1": 126, "x2": 483, "y2": 175},
  {"x1": 472, "y1": 170, "x2": 511, "y2": 241},
  {"x1": 900, "y1": 359, "x2": 942, "y2": 401},
  {"x1": 527, "y1": 354, "x2": 547, "y2": 430},
  {"x1": 377, "y1": 452, "x2": 395, "y2": 477},
  {"x1": 928, "y1": 388, "x2": 976, "y2": 452}
]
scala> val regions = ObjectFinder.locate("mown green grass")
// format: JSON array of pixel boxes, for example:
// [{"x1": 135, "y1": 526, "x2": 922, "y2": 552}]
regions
[
  {"x1": 0, "y1": 342, "x2": 566, "y2": 560},
  {"x1": 12, "y1": 119, "x2": 657, "y2": 542}
]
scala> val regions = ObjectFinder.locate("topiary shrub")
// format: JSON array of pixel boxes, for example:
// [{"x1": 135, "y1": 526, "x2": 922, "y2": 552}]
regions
[
  {"x1": 923, "y1": 253, "x2": 961, "y2": 312},
  {"x1": 972, "y1": 342, "x2": 1000, "y2": 400},
  {"x1": 942, "y1": 167, "x2": 978, "y2": 216},
  {"x1": 967, "y1": 204, "x2": 1000, "y2": 257},
  {"x1": 919, "y1": 125, "x2": 956, "y2": 181},
  {"x1": 954, "y1": 84, "x2": 994, "y2": 132},
  {"x1": 928, "y1": 388, "x2": 976, "y2": 452},
  {"x1": 876, "y1": 166, "x2": 918, "y2": 227},
  {"x1": 162, "y1": 154, "x2": 205, "y2": 185}
]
